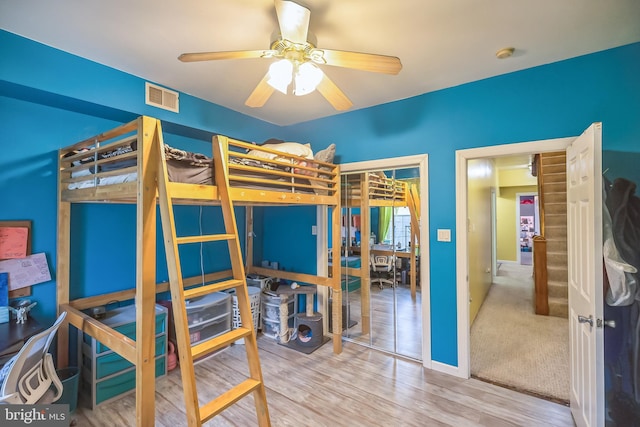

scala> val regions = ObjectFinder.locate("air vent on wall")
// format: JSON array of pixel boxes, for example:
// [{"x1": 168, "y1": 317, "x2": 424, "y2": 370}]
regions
[{"x1": 145, "y1": 82, "x2": 179, "y2": 113}]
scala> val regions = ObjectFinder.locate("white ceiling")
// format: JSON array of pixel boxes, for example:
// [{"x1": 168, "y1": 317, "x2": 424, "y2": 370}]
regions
[
  {"x1": 494, "y1": 155, "x2": 532, "y2": 170},
  {"x1": 2, "y1": 0, "x2": 639, "y2": 126}
]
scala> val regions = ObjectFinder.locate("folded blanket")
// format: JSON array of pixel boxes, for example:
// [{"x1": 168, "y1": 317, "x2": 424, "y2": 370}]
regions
[{"x1": 164, "y1": 144, "x2": 211, "y2": 167}]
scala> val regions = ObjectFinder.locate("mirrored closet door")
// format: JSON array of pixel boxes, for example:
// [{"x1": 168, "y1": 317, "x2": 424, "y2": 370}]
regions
[{"x1": 337, "y1": 167, "x2": 422, "y2": 360}]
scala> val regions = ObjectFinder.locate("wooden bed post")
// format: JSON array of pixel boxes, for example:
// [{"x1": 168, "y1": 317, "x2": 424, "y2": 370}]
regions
[
  {"x1": 56, "y1": 153, "x2": 72, "y2": 367},
  {"x1": 408, "y1": 184, "x2": 421, "y2": 300},
  {"x1": 331, "y1": 182, "x2": 343, "y2": 354},
  {"x1": 246, "y1": 206, "x2": 254, "y2": 272},
  {"x1": 360, "y1": 173, "x2": 371, "y2": 335},
  {"x1": 136, "y1": 116, "x2": 160, "y2": 426}
]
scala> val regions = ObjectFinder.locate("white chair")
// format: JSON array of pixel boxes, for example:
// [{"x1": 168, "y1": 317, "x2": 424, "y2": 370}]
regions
[
  {"x1": 370, "y1": 254, "x2": 395, "y2": 289},
  {"x1": 0, "y1": 312, "x2": 67, "y2": 404}
]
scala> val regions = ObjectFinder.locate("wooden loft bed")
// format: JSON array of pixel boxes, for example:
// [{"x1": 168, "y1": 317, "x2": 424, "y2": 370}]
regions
[
  {"x1": 56, "y1": 116, "x2": 342, "y2": 426},
  {"x1": 339, "y1": 172, "x2": 420, "y2": 333}
]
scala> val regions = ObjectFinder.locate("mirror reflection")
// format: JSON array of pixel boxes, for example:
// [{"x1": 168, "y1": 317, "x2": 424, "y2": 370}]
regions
[{"x1": 335, "y1": 167, "x2": 422, "y2": 360}]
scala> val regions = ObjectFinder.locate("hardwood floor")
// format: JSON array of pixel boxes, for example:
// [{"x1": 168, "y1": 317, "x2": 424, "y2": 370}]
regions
[
  {"x1": 73, "y1": 336, "x2": 574, "y2": 426},
  {"x1": 343, "y1": 285, "x2": 422, "y2": 360}
]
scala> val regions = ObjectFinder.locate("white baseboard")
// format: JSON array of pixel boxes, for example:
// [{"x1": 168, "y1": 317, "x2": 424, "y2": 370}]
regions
[
  {"x1": 431, "y1": 361, "x2": 466, "y2": 379},
  {"x1": 497, "y1": 259, "x2": 518, "y2": 265}
]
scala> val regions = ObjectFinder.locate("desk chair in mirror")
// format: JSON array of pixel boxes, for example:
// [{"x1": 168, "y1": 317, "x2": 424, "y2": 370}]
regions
[{"x1": 370, "y1": 254, "x2": 396, "y2": 289}]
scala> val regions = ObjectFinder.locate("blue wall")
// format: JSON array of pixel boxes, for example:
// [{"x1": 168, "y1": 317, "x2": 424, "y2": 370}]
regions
[
  {"x1": 2, "y1": 28, "x2": 639, "y2": 367},
  {"x1": 0, "y1": 96, "x2": 251, "y2": 324},
  {"x1": 0, "y1": 30, "x2": 284, "y2": 327},
  {"x1": 275, "y1": 42, "x2": 640, "y2": 365}
]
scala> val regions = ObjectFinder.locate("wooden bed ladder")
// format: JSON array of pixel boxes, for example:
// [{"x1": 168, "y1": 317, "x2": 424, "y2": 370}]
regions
[{"x1": 156, "y1": 129, "x2": 271, "y2": 426}]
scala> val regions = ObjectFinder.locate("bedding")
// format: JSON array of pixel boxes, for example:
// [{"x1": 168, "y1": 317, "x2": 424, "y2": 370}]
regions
[
  {"x1": 68, "y1": 141, "x2": 137, "y2": 173},
  {"x1": 227, "y1": 157, "x2": 317, "y2": 194},
  {"x1": 229, "y1": 141, "x2": 336, "y2": 194},
  {"x1": 246, "y1": 140, "x2": 314, "y2": 161},
  {"x1": 310, "y1": 143, "x2": 336, "y2": 195},
  {"x1": 245, "y1": 140, "x2": 319, "y2": 177},
  {"x1": 65, "y1": 139, "x2": 336, "y2": 195},
  {"x1": 65, "y1": 141, "x2": 213, "y2": 189}
]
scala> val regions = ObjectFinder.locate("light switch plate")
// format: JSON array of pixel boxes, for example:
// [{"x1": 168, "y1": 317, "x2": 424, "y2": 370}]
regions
[{"x1": 437, "y1": 229, "x2": 451, "y2": 242}]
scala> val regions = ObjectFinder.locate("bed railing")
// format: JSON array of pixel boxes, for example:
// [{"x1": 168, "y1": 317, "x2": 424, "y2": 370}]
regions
[
  {"x1": 58, "y1": 117, "x2": 339, "y2": 205},
  {"x1": 224, "y1": 137, "x2": 339, "y2": 199},
  {"x1": 342, "y1": 173, "x2": 408, "y2": 205}
]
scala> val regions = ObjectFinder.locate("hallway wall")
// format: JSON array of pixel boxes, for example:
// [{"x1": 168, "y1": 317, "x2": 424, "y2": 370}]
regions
[{"x1": 468, "y1": 159, "x2": 495, "y2": 322}]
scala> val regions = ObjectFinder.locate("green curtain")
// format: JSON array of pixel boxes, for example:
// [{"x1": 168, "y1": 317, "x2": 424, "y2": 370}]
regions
[{"x1": 378, "y1": 207, "x2": 392, "y2": 243}]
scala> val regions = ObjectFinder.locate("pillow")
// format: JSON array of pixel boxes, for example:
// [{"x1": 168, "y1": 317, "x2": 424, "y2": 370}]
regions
[
  {"x1": 314, "y1": 144, "x2": 336, "y2": 164},
  {"x1": 310, "y1": 144, "x2": 337, "y2": 195},
  {"x1": 247, "y1": 141, "x2": 314, "y2": 161}
]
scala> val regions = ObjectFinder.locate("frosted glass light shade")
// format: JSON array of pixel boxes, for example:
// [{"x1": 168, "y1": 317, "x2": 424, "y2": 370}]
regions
[
  {"x1": 267, "y1": 59, "x2": 293, "y2": 94},
  {"x1": 294, "y1": 62, "x2": 323, "y2": 96}
]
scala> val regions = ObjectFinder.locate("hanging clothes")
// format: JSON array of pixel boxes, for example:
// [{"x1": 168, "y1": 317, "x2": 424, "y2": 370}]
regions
[
  {"x1": 606, "y1": 178, "x2": 640, "y2": 272},
  {"x1": 603, "y1": 178, "x2": 638, "y2": 306},
  {"x1": 603, "y1": 176, "x2": 640, "y2": 421}
]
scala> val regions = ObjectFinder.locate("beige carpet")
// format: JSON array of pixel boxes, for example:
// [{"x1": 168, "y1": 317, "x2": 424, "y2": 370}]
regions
[{"x1": 470, "y1": 263, "x2": 570, "y2": 402}]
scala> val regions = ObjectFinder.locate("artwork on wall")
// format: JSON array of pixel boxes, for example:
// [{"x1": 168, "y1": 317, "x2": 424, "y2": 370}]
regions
[
  {"x1": 520, "y1": 216, "x2": 535, "y2": 252},
  {"x1": 0, "y1": 221, "x2": 32, "y2": 298}
]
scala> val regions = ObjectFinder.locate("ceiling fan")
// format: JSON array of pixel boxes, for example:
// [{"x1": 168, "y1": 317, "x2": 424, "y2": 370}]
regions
[{"x1": 178, "y1": 0, "x2": 402, "y2": 111}]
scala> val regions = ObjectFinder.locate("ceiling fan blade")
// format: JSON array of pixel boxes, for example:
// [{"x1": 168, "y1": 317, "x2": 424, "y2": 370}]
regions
[
  {"x1": 316, "y1": 72, "x2": 353, "y2": 111},
  {"x1": 245, "y1": 72, "x2": 276, "y2": 108},
  {"x1": 314, "y1": 49, "x2": 402, "y2": 75},
  {"x1": 178, "y1": 50, "x2": 271, "y2": 62},
  {"x1": 275, "y1": 0, "x2": 310, "y2": 44}
]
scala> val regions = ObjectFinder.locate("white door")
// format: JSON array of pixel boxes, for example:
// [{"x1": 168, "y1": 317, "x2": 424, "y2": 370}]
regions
[{"x1": 567, "y1": 123, "x2": 603, "y2": 427}]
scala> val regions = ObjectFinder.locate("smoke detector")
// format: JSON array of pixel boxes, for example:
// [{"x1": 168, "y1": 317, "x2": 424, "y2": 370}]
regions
[{"x1": 496, "y1": 47, "x2": 515, "y2": 59}]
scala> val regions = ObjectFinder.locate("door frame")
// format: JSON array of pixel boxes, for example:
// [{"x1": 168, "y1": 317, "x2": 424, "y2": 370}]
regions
[
  {"x1": 515, "y1": 191, "x2": 538, "y2": 265},
  {"x1": 491, "y1": 188, "x2": 497, "y2": 278},
  {"x1": 326, "y1": 154, "x2": 431, "y2": 367},
  {"x1": 455, "y1": 137, "x2": 574, "y2": 378}
]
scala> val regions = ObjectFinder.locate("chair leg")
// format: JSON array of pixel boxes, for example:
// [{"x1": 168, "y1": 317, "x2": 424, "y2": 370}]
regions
[{"x1": 379, "y1": 279, "x2": 395, "y2": 288}]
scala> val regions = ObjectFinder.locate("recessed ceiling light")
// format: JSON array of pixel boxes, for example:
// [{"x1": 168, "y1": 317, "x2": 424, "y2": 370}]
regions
[{"x1": 496, "y1": 47, "x2": 515, "y2": 59}]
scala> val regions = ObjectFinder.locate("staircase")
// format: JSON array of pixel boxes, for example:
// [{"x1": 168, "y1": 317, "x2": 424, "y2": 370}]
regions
[
  {"x1": 156, "y1": 131, "x2": 271, "y2": 426},
  {"x1": 538, "y1": 152, "x2": 568, "y2": 318}
]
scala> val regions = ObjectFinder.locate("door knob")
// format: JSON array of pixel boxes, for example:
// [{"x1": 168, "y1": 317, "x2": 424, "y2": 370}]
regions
[
  {"x1": 597, "y1": 318, "x2": 616, "y2": 328},
  {"x1": 577, "y1": 314, "x2": 593, "y2": 327}
]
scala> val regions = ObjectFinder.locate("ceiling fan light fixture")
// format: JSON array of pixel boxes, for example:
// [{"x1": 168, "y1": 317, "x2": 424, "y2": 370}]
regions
[
  {"x1": 181, "y1": 0, "x2": 391, "y2": 110},
  {"x1": 267, "y1": 59, "x2": 293, "y2": 94},
  {"x1": 294, "y1": 62, "x2": 323, "y2": 96}
]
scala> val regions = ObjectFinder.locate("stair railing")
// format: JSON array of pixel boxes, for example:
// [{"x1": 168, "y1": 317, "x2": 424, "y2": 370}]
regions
[
  {"x1": 533, "y1": 236, "x2": 549, "y2": 315},
  {"x1": 532, "y1": 154, "x2": 549, "y2": 315}
]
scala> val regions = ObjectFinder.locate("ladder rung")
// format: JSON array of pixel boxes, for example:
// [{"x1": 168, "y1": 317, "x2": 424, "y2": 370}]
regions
[
  {"x1": 199, "y1": 378, "x2": 262, "y2": 423},
  {"x1": 191, "y1": 328, "x2": 253, "y2": 360},
  {"x1": 183, "y1": 279, "x2": 244, "y2": 300},
  {"x1": 176, "y1": 234, "x2": 236, "y2": 245}
]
